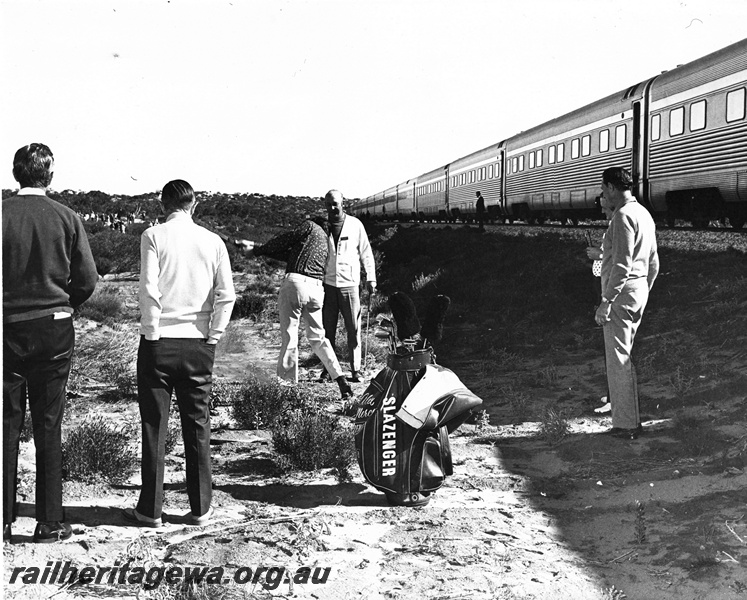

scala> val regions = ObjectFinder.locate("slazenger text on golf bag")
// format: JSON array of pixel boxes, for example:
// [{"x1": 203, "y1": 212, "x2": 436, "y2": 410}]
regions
[{"x1": 353, "y1": 293, "x2": 482, "y2": 507}]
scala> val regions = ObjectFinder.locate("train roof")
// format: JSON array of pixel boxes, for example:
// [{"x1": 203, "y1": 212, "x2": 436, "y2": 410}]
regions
[
  {"x1": 505, "y1": 83, "x2": 650, "y2": 149},
  {"x1": 652, "y1": 37, "x2": 747, "y2": 101},
  {"x1": 416, "y1": 164, "x2": 448, "y2": 182},
  {"x1": 449, "y1": 141, "x2": 504, "y2": 169}
]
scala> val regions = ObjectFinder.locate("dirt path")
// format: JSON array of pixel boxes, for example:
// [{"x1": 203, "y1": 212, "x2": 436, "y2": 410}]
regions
[{"x1": 4, "y1": 314, "x2": 747, "y2": 600}]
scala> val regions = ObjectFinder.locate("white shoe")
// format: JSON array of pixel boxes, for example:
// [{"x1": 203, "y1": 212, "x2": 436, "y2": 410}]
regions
[
  {"x1": 122, "y1": 507, "x2": 163, "y2": 528},
  {"x1": 594, "y1": 402, "x2": 611, "y2": 414},
  {"x1": 189, "y1": 506, "x2": 214, "y2": 526}
]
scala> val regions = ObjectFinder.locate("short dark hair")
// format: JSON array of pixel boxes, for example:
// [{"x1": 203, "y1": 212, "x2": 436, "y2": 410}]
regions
[
  {"x1": 161, "y1": 179, "x2": 195, "y2": 211},
  {"x1": 602, "y1": 167, "x2": 633, "y2": 192},
  {"x1": 13, "y1": 143, "x2": 54, "y2": 188}
]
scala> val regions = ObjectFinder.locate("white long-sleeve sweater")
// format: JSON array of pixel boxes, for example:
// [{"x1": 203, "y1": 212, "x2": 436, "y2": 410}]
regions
[{"x1": 139, "y1": 212, "x2": 236, "y2": 341}]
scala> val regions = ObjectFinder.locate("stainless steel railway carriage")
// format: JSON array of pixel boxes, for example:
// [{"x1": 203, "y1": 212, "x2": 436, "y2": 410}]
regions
[{"x1": 354, "y1": 38, "x2": 747, "y2": 229}]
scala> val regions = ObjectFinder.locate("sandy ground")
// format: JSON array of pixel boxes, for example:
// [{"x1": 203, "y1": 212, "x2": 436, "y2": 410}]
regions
[{"x1": 3, "y1": 290, "x2": 747, "y2": 599}]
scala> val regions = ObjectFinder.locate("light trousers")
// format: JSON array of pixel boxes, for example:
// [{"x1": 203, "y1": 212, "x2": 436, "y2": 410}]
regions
[
  {"x1": 278, "y1": 274, "x2": 344, "y2": 382},
  {"x1": 602, "y1": 280, "x2": 649, "y2": 429}
]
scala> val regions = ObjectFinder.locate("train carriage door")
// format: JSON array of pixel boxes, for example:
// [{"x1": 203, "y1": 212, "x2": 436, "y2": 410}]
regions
[
  {"x1": 632, "y1": 101, "x2": 643, "y2": 201},
  {"x1": 444, "y1": 165, "x2": 450, "y2": 215},
  {"x1": 498, "y1": 149, "x2": 506, "y2": 215}
]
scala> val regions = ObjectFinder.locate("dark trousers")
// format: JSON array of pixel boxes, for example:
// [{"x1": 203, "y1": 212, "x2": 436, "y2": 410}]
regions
[
  {"x1": 322, "y1": 284, "x2": 362, "y2": 372},
  {"x1": 4, "y1": 316, "x2": 74, "y2": 524},
  {"x1": 136, "y1": 337, "x2": 215, "y2": 519}
]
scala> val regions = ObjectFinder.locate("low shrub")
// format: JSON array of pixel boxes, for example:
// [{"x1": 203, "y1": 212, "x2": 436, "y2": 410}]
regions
[
  {"x1": 76, "y1": 285, "x2": 126, "y2": 323},
  {"x1": 231, "y1": 374, "x2": 308, "y2": 430},
  {"x1": 538, "y1": 404, "x2": 571, "y2": 445},
  {"x1": 217, "y1": 323, "x2": 247, "y2": 354},
  {"x1": 87, "y1": 228, "x2": 141, "y2": 276},
  {"x1": 62, "y1": 416, "x2": 138, "y2": 483},
  {"x1": 232, "y1": 290, "x2": 269, "y2": 320},
  {"x1": 73, "y1": 326, "x2": 138, "y2": 395},
  {"x1": 271, "y1": 406, "x2": 356, "y2": 482},
  {"x1": 209, "y1": 378, "x2": 243, "y2": 409}
]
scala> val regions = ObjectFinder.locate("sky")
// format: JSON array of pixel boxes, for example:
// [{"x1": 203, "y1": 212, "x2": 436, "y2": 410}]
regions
[{"x1": 1, "y1": 0, "x2": 746, "y2": 199}]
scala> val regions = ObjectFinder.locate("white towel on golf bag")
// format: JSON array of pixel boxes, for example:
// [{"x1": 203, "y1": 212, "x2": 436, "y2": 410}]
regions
[{"x1": 395, "y1": 364, "x2": 470, "y2": 430}]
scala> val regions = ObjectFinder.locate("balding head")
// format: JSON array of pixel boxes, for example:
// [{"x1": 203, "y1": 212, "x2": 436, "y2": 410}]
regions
[{"x1": 324, "y1": 189, "x2": 345, "y2": 221}]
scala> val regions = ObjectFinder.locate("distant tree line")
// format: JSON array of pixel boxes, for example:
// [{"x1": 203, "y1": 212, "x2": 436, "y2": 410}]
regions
[{"x1": 2, "y1": 188, "x2": 358, "y2": 275}]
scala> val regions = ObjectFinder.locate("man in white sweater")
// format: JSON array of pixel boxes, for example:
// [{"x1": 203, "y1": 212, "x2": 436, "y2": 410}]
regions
[{"x1": 124, "y1": 180, "x2": 235, "y2": 528}]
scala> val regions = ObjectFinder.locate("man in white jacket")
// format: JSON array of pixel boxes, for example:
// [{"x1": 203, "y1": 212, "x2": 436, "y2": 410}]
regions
[{"x1": 322, "y1": 190, "x2": 377, "y2": 382}]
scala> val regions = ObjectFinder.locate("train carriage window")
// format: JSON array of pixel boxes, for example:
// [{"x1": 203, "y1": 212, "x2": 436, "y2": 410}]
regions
[
  {"x1": 651, "y1": 114, "x2": 661, "y2": 141},
  {"x1": 470, "y1": 170, "x2": 475, "y2": 183},
  {"x1": 512, "y1": 157, "x2": 518, "y2": 173},
  {"x1": 571, "y1": 138, "x2": 580, "y2": 159},
  {"x1": 488, "y1": 164, "x2": 493, "y2": 178},
  {"x1": 690, "y1": 99, "x2": 706, "y2": 131},
  {"x1": 615, "y1": 124, "x2": 627, "y2": 148},
  {"x1": 599, "y1": 129, "x2": 610, "y2": 152},
  {"x1": 529, "y1": 152, "x2": 535, "y2": 169},
  {"x1": 536, "y1": 149, "x2": 543, "y2": 167},
  {"x1": 726, "y1": 88, "x2": 746, "y2": 122},
  {"x1": 557, "y1": 143, "x2": 564, "y2": 162},
  {"x1": 495, "y1": 162, "x2": 501, "y2": 177},
  {"x1": 669, "y1": 106, "x2": 685, "y2": 136},
  {"x1": 549, "y1": 145, "x2": 556, "y2": 164},
  {"x1": 518, "y1": 155, "x2": 524, "y2": 171},
  {"x1": 581, "y1": 135, "x2": 591, "y2": 156}
]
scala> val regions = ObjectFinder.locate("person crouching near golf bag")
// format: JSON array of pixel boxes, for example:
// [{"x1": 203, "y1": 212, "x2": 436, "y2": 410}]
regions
[{"x1": 348, "y1": 292, "x2": 483, "y2": 507}]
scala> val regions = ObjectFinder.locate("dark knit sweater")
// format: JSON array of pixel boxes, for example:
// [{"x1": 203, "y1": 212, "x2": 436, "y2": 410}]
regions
[
  {"x1": 3, "y1": 192, "x2": 98, "y2": 322},
  {"x1": 254, "y1": 220, "x2": 328, "y2": 280}
]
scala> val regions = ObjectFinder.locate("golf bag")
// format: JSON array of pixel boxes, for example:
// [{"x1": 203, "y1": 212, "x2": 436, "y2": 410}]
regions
[{"x1": 354, "y1": 347, "x2": 482, "y2": 507}]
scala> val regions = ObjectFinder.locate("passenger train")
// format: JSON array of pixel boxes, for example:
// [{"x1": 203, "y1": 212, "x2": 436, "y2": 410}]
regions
[{"x1": 352, "y1": 38, "x2": 747, "y2": 229}]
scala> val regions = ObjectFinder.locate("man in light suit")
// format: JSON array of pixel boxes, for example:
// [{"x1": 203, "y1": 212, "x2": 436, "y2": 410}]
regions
[
  {"x1": 595, "y1": 167, "x2": 659, "y2": 440},
  {"x1": 322, "y1": 190, "x2": 377, "y2": 382}
]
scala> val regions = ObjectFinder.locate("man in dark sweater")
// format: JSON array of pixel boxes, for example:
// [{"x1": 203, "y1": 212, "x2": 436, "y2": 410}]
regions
[{"x1": 3, "y1": 143, "x2": 98, "y2": 543}]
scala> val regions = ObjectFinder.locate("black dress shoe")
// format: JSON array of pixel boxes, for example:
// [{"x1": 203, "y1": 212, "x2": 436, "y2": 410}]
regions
[
  {"x1": 32, "y1": 521, "x2": 73, "y2": 544},
  {"x1": 602, "y1": 425, "x2": 643, "y2": 440},
  {"x1": 3, "y1": 523, "x2": 11, "y2": 542},
  {"x1": 348, "y1": 371, "x2": 361, "y2": 383}
]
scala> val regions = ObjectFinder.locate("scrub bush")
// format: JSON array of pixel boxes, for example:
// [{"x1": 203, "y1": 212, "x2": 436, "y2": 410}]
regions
[
  {"x1": 232, "y1": 290, "x2": 268, "y2": 320},
  {"x1": 62, "y1": 416, "x2": 138, "y2": 483},
  {"x1": 87, "y1": 228, "x2": 140, "y2": 275},
  {"x1": 271, "y1": 407, "x2": 356, "y2": 482},
  {"x1": 76, "y1": 285, "x2": 126, "y2": 323},
  {"x1": 231, "y1": 374, "x2": 307, "y2": 430}
]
